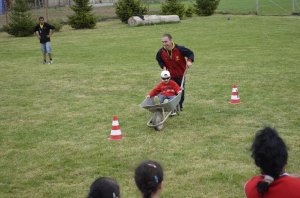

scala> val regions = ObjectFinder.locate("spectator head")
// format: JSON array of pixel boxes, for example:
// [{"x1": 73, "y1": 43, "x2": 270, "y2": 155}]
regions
[
  {"x1": 134, "y1": 160, "x2": 164, "y2": 198},
  {"x1": 87, "y1": 177, "x2": 120, "y2": 198},
  {"x1": 251, "y1": 127, "x2": 288, "y2": 195}
]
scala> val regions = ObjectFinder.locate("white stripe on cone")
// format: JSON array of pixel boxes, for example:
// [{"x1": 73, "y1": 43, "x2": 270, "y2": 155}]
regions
[
  {"x1": 231, "y1": 95, "x2": 239, "y2": 100},
  {"x1": 112, "y1": 120, "x2": 119, "y2": 126},
  {"x1": 111, "y1": 129, "x2": 122, "y2": 136}
]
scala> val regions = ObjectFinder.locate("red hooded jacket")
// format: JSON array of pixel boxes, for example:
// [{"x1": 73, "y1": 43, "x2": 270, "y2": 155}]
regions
[{"x1": 148, "y1": 80, "x2": 181, "y2": 97}]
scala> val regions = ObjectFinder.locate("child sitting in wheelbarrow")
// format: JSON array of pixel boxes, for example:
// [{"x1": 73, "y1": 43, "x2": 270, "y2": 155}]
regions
[{"x1": 146, "y1": 71, "x2": 182, "y2": 115}]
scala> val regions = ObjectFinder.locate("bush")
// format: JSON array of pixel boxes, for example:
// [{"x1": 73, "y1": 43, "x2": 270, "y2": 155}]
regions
[
  {"x1": 115, "y1": 0, "x2": 148, "y2": 24},
  {"x1": 194, "y1": 0, "x2": 220, "y2": 16},
  {"x1": 185, "y1": 5, "x2": 194, "y2": 17},
  {"x1": 3, "y1": 0, "x2": 35, "y2": 37},
  {"x1": 68, "y1": 0, "x2": 97, "y2": 29},
  {"x1": 161, "y1": 0, "x2": 185, "y2": 19},
  {"x1": 48, "y1": 20, "x2": 63, "y2": 32}
]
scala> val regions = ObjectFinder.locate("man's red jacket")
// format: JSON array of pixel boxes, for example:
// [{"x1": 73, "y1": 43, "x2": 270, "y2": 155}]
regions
[{"x1": 156, "y1": 43, "x2": 194, "y2": 79}]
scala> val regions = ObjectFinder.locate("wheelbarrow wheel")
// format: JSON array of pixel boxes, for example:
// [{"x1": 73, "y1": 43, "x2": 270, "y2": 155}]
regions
[{"x1": 152, "y1": 111, "x2": 163, "y2": 131}]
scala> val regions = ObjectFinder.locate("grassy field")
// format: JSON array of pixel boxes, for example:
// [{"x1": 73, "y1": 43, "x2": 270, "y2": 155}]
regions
[
  {"x1": 0, "y1": 15, "x2": 300, "y2": 197},
  {"x1": 217, "y1": 0, "x2": 299, "y2": 15}
]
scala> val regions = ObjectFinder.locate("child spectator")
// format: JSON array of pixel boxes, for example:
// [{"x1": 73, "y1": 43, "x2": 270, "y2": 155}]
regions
[
  {"x1": 134, "y1": 160, "x2": 164, "y2": 198},
  {"x1": 244, "y1": 127, "x2": 300, "y2": 198},
  {"x1": 87, "y1": 177, "x2": 120, "y2": 198}
]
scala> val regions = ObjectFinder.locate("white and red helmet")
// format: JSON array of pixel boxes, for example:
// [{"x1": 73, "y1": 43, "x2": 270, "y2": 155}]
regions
[{"x1": 160, "y1": 70, "x2": 171, "y2": 79}]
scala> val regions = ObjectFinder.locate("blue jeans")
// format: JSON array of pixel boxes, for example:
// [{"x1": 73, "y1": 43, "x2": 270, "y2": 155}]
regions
[
  {"x1": 159, "y1": 95, "x2": 176, "y2": 104},
  {"x1": 40, "y1": 42, "x2": 52, "y2": 54}
]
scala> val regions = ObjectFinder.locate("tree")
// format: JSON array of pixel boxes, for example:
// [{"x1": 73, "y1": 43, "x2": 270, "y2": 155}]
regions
[
  {"x1": 115, "y1": 0, "x2": 148, "y2": 24},
  {"x1": 194, "y1": 0, "x2": 220, "y2": 16},
  {"x1": 161, "y1": 0, "x2": 185, "y2": 19},
  {"x1": 68, "y1": 0, "x2": 97, "y2": 29},
  {"x1": 3, "y1": 0, "x2": 35, "y2": 37}
]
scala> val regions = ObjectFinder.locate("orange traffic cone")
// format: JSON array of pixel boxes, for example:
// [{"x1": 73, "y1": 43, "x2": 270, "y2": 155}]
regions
[
  {"x1": 108, "y1": 115, "x2": 123, "y2": 140},
  {"x1": 229, "y1": 84, "x2": 240, "y2": 104}
]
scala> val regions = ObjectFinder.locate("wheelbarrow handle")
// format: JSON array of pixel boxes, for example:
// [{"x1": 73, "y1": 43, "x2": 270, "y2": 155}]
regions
[{"x1": 181, "y1": 67, "x2": 189, "y2": 88}]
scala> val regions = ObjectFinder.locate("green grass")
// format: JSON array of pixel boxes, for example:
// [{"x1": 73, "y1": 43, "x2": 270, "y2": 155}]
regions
[
  {"x1": 217, "y1": 0, "x2": 300, "y2": 15},
  {"x1": 217, "y1": 0, "x2": 257, "y2": 14},
  {"x1": 0, "y1": 15, "x2": 300, "y2": 197},
  {"x1": 146, "y1": 0, "x2": 299, "y2": 15}
]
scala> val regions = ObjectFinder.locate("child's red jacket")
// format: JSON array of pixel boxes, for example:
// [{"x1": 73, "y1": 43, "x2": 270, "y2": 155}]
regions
[{"x1": 148, "y1": 80, "x2": 181, "y2": 97}]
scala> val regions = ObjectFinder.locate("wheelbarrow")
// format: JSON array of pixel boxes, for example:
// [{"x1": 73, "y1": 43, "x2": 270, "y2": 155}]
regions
[
  {"x1": 140, "y1": 70, "x2": 187, "y2": 131},
  {"x1": 140, "y1": 92, "x2": 182, "y2": 131}
]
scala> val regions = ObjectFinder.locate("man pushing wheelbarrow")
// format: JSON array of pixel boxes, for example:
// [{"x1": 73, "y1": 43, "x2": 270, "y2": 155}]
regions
[
  {"x1": 140, "y1": 33, "x2": 194, "y2": 131},
  {"x1": 156, "y1": 33, "x2": 194, "y2": 111},
  {"x1": 140, "y1": 71, "x2": 184, "y2": 131}
]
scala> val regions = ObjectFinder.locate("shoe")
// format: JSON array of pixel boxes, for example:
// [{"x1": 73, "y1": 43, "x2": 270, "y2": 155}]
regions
[
  {"x1": 163, "y1": 99, "x2": 169, "y2": 104},
  {"x1": 42, "y1": 60, "x2": 47, "y2": 64},
  {"x1": 48, "y1": 60, "x2": 53, "y2": 64},
  {"x1": 170, "y1": 111, "x2": 177, "y2": 116}
]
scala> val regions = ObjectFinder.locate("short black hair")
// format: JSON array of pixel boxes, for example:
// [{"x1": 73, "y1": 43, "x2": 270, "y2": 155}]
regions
[{"x1": 87, "y1": 177, "x2": 120, "y2": 198}]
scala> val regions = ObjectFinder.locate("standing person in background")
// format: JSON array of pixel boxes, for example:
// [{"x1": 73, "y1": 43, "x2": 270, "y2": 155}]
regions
[
  {"x1": 134, "y1": 160, "x2": 164, "y2": 198},
  {"x1": 87, "y1": 177, "x2": 120, "y2": 198},
  {"x1": 156, "y1": 33, "x2": 194, "y2": 111},
  {"x1": 34, "y1": 16, "x2": 55, "y2": 64},
  {"x1": 244, "y1": 127, "x2": 300, "y2": 198}
]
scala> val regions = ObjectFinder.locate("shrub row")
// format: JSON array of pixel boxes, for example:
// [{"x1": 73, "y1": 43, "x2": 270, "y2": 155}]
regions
[
  {"x1": 4, "y1": 0, "x2": 220, "y2": 36},
  {"x1": 116, "y1": 0, "x2": 220, "y2": 24}
]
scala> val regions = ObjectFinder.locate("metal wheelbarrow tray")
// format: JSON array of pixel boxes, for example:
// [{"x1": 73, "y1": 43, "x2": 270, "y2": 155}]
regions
[{"x1": 140, "y1": 92, "x2": 182, "y2": 131}]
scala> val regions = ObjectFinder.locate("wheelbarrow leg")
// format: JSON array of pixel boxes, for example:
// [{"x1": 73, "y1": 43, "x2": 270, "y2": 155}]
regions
[
  {"x1": 175, "y1": 104, "x2": 181, "y2": 115},
  {"x1": 152, "y1": 111, "x2": 164, "y2": 131}
]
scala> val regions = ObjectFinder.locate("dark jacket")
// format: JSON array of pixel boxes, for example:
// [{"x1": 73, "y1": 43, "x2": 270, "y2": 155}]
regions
[{"x1": 34, "y1": 22, "x2": 55, "y2": 44}]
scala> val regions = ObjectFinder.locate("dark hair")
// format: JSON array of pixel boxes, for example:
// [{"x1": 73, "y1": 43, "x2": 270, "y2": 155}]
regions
[
  {"x1": 251, "y1": 127, "x2": 288, "y2": 196},
  {"x1": 87, "y1": 177, "x2": 120, "y2": 198},
  {"x1": 162, "y1": 33, "x2": 172, "y2": 40},
  {"x1": 134, "y1": 160, "x2": 164, "y2": 198},
  {"x1": 39, "y1": 16, "x2": 44, "y2": 20}
]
